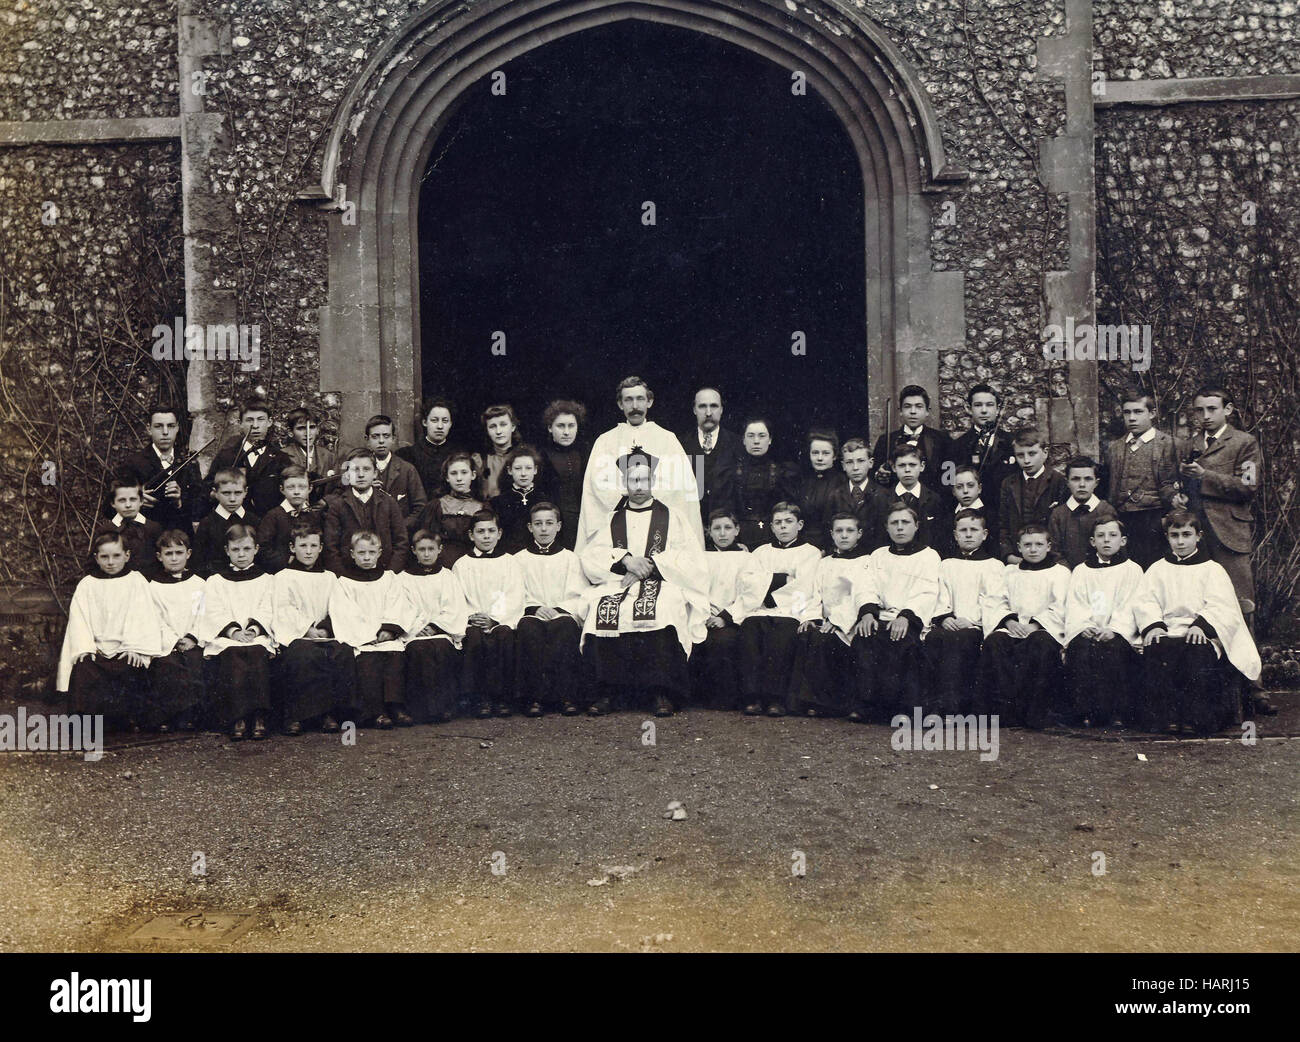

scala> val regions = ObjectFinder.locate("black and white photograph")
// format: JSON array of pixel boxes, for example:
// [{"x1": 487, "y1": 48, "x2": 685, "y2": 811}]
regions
[{"x1": 0, "y1": 0, "x2": 1296, "y2": 1004}]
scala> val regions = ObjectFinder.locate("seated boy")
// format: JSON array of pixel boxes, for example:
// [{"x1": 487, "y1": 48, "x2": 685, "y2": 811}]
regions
[
  {"x1": 1047, "y1": 456, "x2": 1119, "y2": 568},
  {"x1": 788, "y1": 512, "x2": 870, "y2": 717},
  {"x1": 981, "y1": 524, "x2": 1070, "y2": 727},
  {"x1": 737, "y1": 501, "x2": 823, "y2": 716},
  {"x1": 329, "y1": 530, "x2": 413, "y2": 728},
  {"x1": 194, "y1": 468, "x2": 259, "y2": 577},
  {"x1": 271, "y1": 521, "x2": 355, "y2": 734},
  {"x1": 323, "y1": 449, "x2": 409, "y2": 573},
  {"x1": 690, "y1": 508, "x2": 756, "y2": 710},
  {"x1": 512, "y1": 501, "x2": 587, "y2": 716},
  {"x1": 401, "y1": 528, "x2": 468, "y2": 723},
  {"x1": 196, "y1": 524, "x2": 277, "y2": 740},
  {"x1": 1105, "y1": 387, "x2": 1179, "y2": 568},
  {"x1": 1063, "y1": 517, "x2": 1156, "y2": 728},
  {"x1": 452, "y1": 510, "x2": 525, "y2": 718},
  {"x1": 146, "y1": 529, "x2": 206, "y2": 731},
  {"x1": 999, "y1": 428, "x2": 1068, "y2": 563},
  {"x1": 257, "y1": 464, "x2": 318, "y2": 573},
  {"x1": 57, "y1": 532, "x2": 164, "y2": 727},
  {"x1": 96, "y1": 478, "x2": 164, "y2": 578},
  {"x1": 887, "y1": 444, "x2": 942, "y2": 548},
  {"x1": 492, "y1": 445, "x2": 550, "y2": 555},
  {"x1": 1141, "y1": 510, "x2": 1261, "y2": 735},
  {"x1": 850, "y1": 502, "x2": 941, "y2": 721},
  {"x1": 925, "y1": 510, "x2": 1005, "y2": 715}
]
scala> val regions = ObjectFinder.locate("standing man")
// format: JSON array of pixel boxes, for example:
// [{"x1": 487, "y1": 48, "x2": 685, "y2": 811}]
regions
[
  {"x1": 681, "y1": 386, "x2": 743, "y2": 527},
  {"x1": 577, "y1": 375, "x2": 703, "y2": 553},
  {"x1": 115, "y1": 405, "x2": 206, "y2": 531},
  {"x1": 579, "y1": 448, "x2": 709, "y2": 717}
]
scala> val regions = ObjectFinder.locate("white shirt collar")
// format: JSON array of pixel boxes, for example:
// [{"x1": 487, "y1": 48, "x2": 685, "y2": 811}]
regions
[
  {"x1": 1023, "y1": 466, "x2": 1045, "y2": 480},
  {"x1": 962, "y1": 498, "x2": 985, "y2": 512},
  {"x1": 113, "y1": 513, "x2": 146, "y2": 527},
  {"x1": 902, "y1": 425, "x2": 924, "y2": 437},
  {"x1": 242, "y1": 439, "x2": 262, "y2": 455},
  {"x1": 351, "y1": 487, "x2": 374, "y2": 504},
  {"x1": 1066, "y1": 494, "x2": 1102, "y2": 512},
  {"x1": 1207, "y1": 424, "x2": 1228, "y2": 443},
  {"x1": 280, "y1": 498, "x2": 309, "y2": 515},
  {"x1": 152, "y1": 443, "x2": 174, "y2": 464},
  {"x1": 215, "y1": 505, "x2": 244, "y2": 520},
  {"x1": 894, "y1": 481, "x2": 919, "y2": 498},
  {"x1": 375, "y1": 453, "x2": 391, "y2": 471},
  {"x1": 1126, "y1": 427, "x2": 1156, "y2": 444},
  {"x1": 697, "y1": 428, "x2": 716, "y2": 449}
]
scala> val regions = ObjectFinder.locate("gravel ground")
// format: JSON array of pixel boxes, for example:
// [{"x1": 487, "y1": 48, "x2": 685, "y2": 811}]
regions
[{"x1": 1, "y1": 696, "x2": 1298, "y2": 952}]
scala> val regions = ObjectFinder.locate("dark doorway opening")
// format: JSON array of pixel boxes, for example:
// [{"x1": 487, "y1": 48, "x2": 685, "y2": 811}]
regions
[{"x1": 417, "y1": 18, "x2": 865, "y2": 457}]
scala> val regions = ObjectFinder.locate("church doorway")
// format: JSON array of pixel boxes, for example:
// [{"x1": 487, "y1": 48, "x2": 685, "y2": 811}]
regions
[{"x1": 416, "y1": 19, "x2": 865, "y2": 452}]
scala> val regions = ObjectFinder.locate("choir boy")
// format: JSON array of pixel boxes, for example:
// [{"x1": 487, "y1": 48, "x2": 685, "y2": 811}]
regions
[
  {"x1": 1063, "y1": 518, "x2": 1157, "y2": 728},
  {"x1": 849, "y1": 503, "x2": 940, "y2": 721},
  {"x1": 271, "y1": 522, "x2": 354, "y2": 734},
  {"x1": 870, "y1": 384, "x2": 947, "y2": 498},
  {"x1": 146, "y1": 529, "x2": 206, "y2": 731},
  {"x1": 737, "y1": 502, "x2": 823, "y2": 716},
  {"x1": 691, "y1": 508, "x2": 756, "y2": 710},
  {"x1": 452, "y1": 510, "x2": 525, "y2": 718},
  {"x1": 926, "y1": 510, "x2": 1005, "y2": 715},
  {"x1": 98, "y1": 478, "x2": 163, "y2": 578},
  {"x1": 323, "y1": 449, "x2": 409, "y2": 573},
  {"x1": 787, "y1": 513, "x2": 870, "y2": 717},
  {"x1": 980, "y1": 524, "x2": 1070, "y2": 727},
  {"x1": 329, "y1": 530, "x2": 413, "y2": 728},
  {"x1": 401, "y1": 529, "x2": 468, "y2": 723},
  {"x1": 256, "y1": 464, "x2": 317, "y2": 573},
  {"x1": 998, "y1": 428, "x2": 1068, "y2": 563},
  {"x1": 365, "y1": 413, "x2": 427, "y2": 523},
  {"x1": 1104, "y1": 387, "x2": 1178, "y2": 568},
  {"x1": 840, "y1": 438, "x2": 890, "y2": 552},
  {"x1": 492, "y1": 444, "x2": 549, "y2": 555},
  {"x1": 196, "y1": 524, "x2": 277, "y2": 740},
  {"x1": 1141, "y1": 510, "x2": 1261, "y2": 735},
  {"x1": 193, "y1": 468, "x2": 259, "y2": 577},
  {"x1": 57, "y1": 532, "x2": 164, "y2": 726},
  {"x1": 512, "y1": 502, "x2": 588, "y2": 716},
  {"x1": 1047, "y1": 456, "x2": 1119, "y2": 568}
]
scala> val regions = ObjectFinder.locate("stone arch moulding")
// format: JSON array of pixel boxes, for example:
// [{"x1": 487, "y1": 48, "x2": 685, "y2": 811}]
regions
[{"x1": 304, "y1": 0, "x2": 969, "y2": 447}]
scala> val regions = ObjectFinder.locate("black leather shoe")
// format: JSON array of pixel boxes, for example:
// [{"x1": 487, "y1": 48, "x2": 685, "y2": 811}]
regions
[
  {"x1": 230, "y1": 719, "x2": 246, "y2": 741},
  {"x1": 654, "y1": 695, "x2": 674, "y2": 717},
  {"x1": 251, "y1": 716, "x2": 268, "y2": 741},
  {"x1": 743, "y1": 703, "x2": 762, "y2": 716},
  {"x1": 375, "y1": 714, "x2": 393, "y2": 729},
  {"x1": 494, "y1": 703, "x2": 513, "y2": 717},
  {"x1": 320, "y1": 715, "x2": 340, "y2": 734},
  {"x1": 1252, "y1": 694, "x2": 1279, "y2": 716},
  {"x1": 587, "y1": 698, "x2": 611, "y2": 716},
  {"x1": 766, "y1": 703, "x2": 785, "y2": 717},
  {"x1": 847, "y1": 710, "x2": 864, "y2": 724},
  {"x1": 283, "y1": 720, "x2": 302, "y2": 736},
  {"x1": 477, "y1": 703, "x2": 493, "y2": 719},
  {"x1": 561, "y1": 702, "x2": 580, "y2": 716},
  {"x1": 392, "y1": 710, "x2": 414, "y2": 727},
  {"x1": 526, "y1": 702, "x2": 544, "y2": 717}
]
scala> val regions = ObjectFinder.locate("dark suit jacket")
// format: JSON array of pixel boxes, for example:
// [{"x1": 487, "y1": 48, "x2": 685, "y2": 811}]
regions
[
  {"x1": 1179, "y1": 427, "x2": 1260, "y2": 553},
  {"x1": 95, "y1": 517, "x2": 164, "y2": 578},
  {"x1": 323, "y1": 487, "x2": 409, "y2": 573},
  {"x1": 843, "y1": 483, "x2": 892, "y2": 553},
  {"x1": 945, "y1": 427, "x2": 1016, "y2": 513},
  {"x1": 889, "y1": 484, "x2": 944, "y2": 550},
  {"x1": 375, "y1": 453, "x2": 427, "y2": 521},
  {"x1": 115, "y1": 447, "x2": 206, "y2": 530},
  {"x1": 998, "y1": 468, "x2": 1069, "y2": 561},
  {"x1": 871, "y1": 426, "x2": 948, "y2": 498},
  {"x1": 193, "y1": 507, "x2": 260, "y2": 577},
  {"x1": 210, "y1": 437, "x2": 292, "y2": 518},
  {"x1": 256, "y1": 504, "x2": 323, "y2": 573},
  {"x1": 681, "y1": 426, "x2": 743, "y2": 523}
]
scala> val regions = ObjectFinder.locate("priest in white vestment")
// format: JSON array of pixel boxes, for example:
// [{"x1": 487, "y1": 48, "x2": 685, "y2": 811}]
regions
[{"x1": 579, "y1": 447, "x2": 709, "y2": 716}]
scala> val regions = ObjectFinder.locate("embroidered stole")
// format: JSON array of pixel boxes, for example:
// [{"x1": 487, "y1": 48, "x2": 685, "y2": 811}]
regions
[{"x1": 596, "y1": 500, "x2": 670, "y2": 631}]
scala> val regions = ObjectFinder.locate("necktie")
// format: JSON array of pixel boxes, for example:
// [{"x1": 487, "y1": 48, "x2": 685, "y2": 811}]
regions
[
  {"x1": 703, "y1": 430, "x2": 714, "y2": 452},
  {"x1": 852, "y1": 486, "x2": 864, "y2": 506},
  {"x1": 1128, "y1": 436, "x2": 1139, "y2": 453}
]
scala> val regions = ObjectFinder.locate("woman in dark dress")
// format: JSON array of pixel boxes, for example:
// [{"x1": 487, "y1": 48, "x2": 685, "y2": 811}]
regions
[
  {"x1": 473, "y1": 404, "x2": 522, "y2": 500},
  {"x1": 410, "y1": 451, "x2": 485, "y2": 569},
  {"x1": 731, "y1": 417, "x2": 801, "y2": 550},
  {"x1": 798, "y1": 429, "x2": 849, "y2": 550},
  {"x1": 539, "y1": 398, "x2": 589, "y2": 551},
  {"x1": 397, "y1": 395, "x2": 463, "y2": 499}
]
